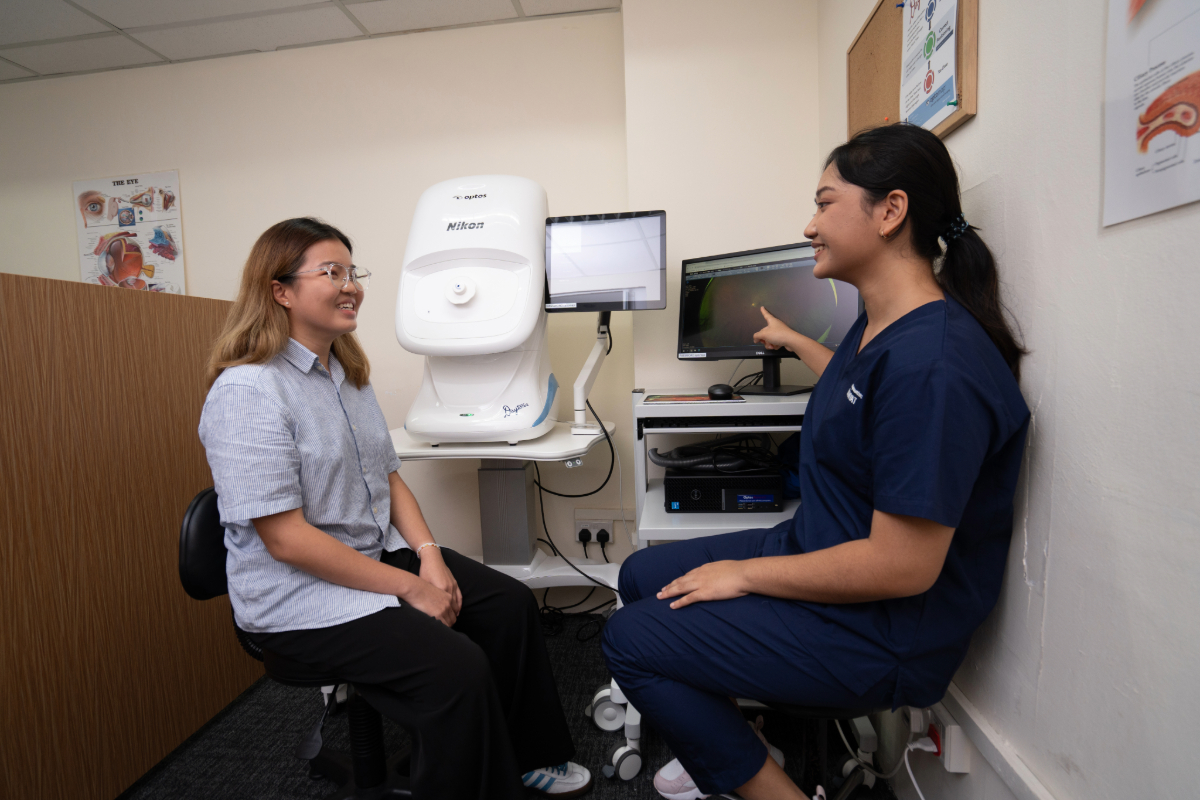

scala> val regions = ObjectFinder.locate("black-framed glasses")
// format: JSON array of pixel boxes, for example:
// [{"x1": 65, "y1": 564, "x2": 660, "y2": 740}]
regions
[{"x1": 291, "y1": 262, "x2": 371, "y2": 289}]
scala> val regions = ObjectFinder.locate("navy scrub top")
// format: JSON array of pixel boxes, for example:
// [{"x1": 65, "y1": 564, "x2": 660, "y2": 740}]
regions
[{"x1": 770, "y1": 296, "x2": 1030, "y2": 708}]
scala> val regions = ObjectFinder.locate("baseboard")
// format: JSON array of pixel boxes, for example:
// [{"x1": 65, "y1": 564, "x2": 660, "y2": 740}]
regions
[{"x1": 941, "y1": 683, "x2": 1057, "y2": 800}]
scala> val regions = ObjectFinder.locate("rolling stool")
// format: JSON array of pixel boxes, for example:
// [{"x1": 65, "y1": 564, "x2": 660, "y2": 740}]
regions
[
  {"x1": 763, "y1": 702, "x2": 886, "y2": 800},
  {"x1": 180, "y1": 487, "x2": 413, "y2": 799},
  {"x1": 582, "y1": 595, "x2": 644, "y2": 782}
]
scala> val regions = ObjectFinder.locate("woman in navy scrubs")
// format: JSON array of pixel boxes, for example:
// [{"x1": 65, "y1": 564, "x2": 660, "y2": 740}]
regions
[{"x1": 602, "y1": 124, "x2": 1030, "y2": 800}]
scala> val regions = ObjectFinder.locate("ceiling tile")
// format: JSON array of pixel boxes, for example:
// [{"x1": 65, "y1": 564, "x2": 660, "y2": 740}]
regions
[
  {"x1": 0, "y1": 0, "x2": 111, "y2": 46},
  {"x1": 520, "y1": 0, "x2": 619, "y2": 16},
  {"x1": 130, "y1": 7, "x2": 362, "y2": 61},
  {"x1": 72, "y1": 0, "x2": 319, "y2": 30},
  {"x1": 0, "y1": 58, "x2": 36, "y2": 80},
  {"x1": 347, "y1": 0, "x2": 517, "y2": 35},
  {"x1": 0, "y1": 34, "x2": 162, "y2": 75}
]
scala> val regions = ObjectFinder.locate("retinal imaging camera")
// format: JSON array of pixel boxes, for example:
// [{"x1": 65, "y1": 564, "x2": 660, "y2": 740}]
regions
[{"x1": 396, "y1": 175, "x2": 666, "y2": 445}]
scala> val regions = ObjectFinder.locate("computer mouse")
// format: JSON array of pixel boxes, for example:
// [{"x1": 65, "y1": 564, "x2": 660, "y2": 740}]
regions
[{"x1": 708, "y1": 383, "x2": 734, "y2": 401}]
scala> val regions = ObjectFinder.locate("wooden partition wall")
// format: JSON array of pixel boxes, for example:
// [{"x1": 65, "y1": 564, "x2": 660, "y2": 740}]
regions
[{"x1": 0, "y1": 274, "x2": 263, "y2": 800}]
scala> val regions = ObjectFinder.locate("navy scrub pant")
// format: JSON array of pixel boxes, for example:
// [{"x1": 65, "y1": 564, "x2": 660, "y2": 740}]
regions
[{"x1": 601, "y1": 528, "x2": 895, "y2": 795}]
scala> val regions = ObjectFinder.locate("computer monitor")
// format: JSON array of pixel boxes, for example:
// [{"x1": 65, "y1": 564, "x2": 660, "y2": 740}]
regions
[
  {"x1": 544, "y1": 211, "x2": 667, "y2": 313},
  {"x1": 677, "y1": 242, "x2": 862, "y2": 395}
]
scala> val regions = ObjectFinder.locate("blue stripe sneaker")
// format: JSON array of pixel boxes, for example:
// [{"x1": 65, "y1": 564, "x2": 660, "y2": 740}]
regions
[{"x1": 521, "y1": 761, "x2": 593, "y2": 797}]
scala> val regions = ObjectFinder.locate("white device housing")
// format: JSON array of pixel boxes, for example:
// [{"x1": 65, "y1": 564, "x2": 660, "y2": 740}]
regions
[{"x1": 396, "y1": 175, "x2": 557, "y2": 444}]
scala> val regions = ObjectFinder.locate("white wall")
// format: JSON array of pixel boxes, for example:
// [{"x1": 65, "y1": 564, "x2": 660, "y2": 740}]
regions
[
  {"x1": 0, "y1": 12, "x2": 638, "y2": 562},
  {"x1": 623, "y1": 0, "x2": 822, "y2": 391},
  {"x1": 818, "y1": 2, "x2": 1200, "y2": 799}
]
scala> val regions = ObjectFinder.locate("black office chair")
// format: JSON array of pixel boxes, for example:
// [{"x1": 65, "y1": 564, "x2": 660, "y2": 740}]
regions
[
  {"x1": 179, "y1": 487, "x2": 414, "y2": 799},
  {"x1": 761, "y1": 702, "x2": 886, "y2": 800}
]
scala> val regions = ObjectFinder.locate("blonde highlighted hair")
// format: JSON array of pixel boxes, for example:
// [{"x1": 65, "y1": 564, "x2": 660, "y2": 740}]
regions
[{"x1": 206, "y1": 218, "x2": 371, "y2": 388}]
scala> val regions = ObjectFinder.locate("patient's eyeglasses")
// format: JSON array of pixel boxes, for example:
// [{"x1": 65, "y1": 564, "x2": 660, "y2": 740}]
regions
[{"x1": 291, "y1": 262, "x2": 371, "y2": 290}]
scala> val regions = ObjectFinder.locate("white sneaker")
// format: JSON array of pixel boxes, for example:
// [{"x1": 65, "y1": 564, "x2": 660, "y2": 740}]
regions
[
  {"x1": 653, "y1": 718, "x2": 785, "y2": 800},
  {"x1": 653, "y1": 758, "x2": 706, "y2": 800},
  {"x1": 521, "y1": 761, "x2": 593, "y2": 797}
]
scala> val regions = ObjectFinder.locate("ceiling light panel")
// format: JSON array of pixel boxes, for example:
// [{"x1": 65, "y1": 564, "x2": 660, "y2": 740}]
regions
[
  {"x1": 0, "y1": 58, "x2": 36, "y2": 80},
  {"x1": 0, "y1": 34, "x2": 162, "y2": 75},
  {"x1": 0, "y1": 1, "x2": 111, "y2": 46},
  {"x1": 346, "y1": 0, "x2": 518, "y2": 35},
  {"x1": 130, "y1": 7, "x2": 362, "y2": 61},
  {"x1": 519, "y1": 0, "x2": 620, "y2": 16},
  {"x1": 71, "y1": 0, "x2": 319, "y2": 30}
]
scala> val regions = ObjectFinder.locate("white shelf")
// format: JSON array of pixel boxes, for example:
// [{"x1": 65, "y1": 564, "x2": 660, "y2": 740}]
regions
[
  {"x1": 641, "y1": 426, "x2": 801, "y2": 435},
  {"x1": 638, "y1": 478, "x2": 799, "y2": 541},
  {"x1": 391, "y1": 420, "x2": 614, "y2": 462},
  {"x1": 635, "y1": 389, "x2": 809, "y2": 418}
]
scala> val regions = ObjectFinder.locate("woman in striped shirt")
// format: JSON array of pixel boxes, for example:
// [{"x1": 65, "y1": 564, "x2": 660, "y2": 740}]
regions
[{"x1": 199, "y1": 217, "x2": 592, "y2": 799}]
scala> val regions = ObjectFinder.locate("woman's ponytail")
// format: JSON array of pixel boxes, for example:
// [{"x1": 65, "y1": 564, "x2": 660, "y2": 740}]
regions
[
  {"x1": 938, "y1": 225, "x2": 1026, "y2": 378},
  {"x1": 827, "y1": 124, "x2": 1027, "y2": 379}
]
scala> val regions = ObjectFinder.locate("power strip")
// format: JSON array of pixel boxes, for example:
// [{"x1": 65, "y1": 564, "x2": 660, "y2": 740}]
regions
[{"x1": 905, "y1": 705, "x2": 970, "y2": 773}]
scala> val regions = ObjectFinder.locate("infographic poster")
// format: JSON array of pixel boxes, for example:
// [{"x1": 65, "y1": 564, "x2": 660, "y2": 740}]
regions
[
  {"x1": 1104, "y1": 0, "x2": 1200, "y2": 226},
  {"x1": 900, "y1": 0, "x2": 959, "y2": 131},
  {"x1": 73, "y1": 170, "x2": 186, "y2": 293}
]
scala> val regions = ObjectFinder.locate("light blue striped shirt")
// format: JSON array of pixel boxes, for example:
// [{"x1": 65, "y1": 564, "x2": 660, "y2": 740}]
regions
[{"x1": 198, "y1": 338, "x2": 406, "y2": 633}]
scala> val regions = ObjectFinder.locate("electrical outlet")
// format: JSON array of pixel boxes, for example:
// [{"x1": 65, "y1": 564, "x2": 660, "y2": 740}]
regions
[
  {"x1": 929, "y1": 702, "x2": 970, "y2": 773},
  {"x1": 574, "y1": 509, "x2": 636, "y2": 546},
  {"x1": 576, "y1": 518, "x2": 608, "y2": 544}
]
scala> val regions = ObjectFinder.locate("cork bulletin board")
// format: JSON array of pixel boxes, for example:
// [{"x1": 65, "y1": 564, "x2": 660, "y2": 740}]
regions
[{"x1": 847, "y1": 0, "x2": 978, "y2": 139}]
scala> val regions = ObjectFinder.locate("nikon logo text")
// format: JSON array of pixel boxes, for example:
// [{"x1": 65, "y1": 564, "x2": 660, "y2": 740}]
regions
[{"x1": 446, "y1": 221, "x2": 485, "y2": 231}]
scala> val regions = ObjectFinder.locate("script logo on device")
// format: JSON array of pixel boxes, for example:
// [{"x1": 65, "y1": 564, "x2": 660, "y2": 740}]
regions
[{"x1": 502, "y1": 403, "x2": 529, "y2": 418}]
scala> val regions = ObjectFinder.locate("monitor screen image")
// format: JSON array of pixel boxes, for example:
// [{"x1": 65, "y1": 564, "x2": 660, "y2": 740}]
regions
[
  {"x1": 678, "y1": 243, "x2": 860, "y2": 359},
  {"x1": 545, "y1": 211, "x2": 666, "y2": 312}
]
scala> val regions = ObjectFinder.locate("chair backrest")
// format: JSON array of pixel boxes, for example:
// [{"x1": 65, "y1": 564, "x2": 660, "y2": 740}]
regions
[{"x1": 179, "y1": 487, "x2": 229, "y2": 600}]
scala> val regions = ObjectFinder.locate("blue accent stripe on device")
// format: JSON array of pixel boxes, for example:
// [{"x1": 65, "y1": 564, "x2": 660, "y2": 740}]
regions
[{"x1": 533, "y1": 373, "x2": 558, "y2": 427}]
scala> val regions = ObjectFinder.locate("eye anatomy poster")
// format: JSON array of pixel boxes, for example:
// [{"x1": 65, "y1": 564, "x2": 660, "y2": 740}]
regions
[
  {"x1": 900, "y1": 0, "x2": 959, "y2": 131},
  {"x1": 74, "y1": 170, "x2": 186, "y2": 293},
  {"x1": 1104, "y1": 0, "x2": 1200, "y2": 226}
]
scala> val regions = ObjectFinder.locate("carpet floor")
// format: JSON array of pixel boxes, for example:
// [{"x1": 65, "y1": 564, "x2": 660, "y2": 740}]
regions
[{"x1": 119, "y1": 613, "x2": 896, "y2": 800}]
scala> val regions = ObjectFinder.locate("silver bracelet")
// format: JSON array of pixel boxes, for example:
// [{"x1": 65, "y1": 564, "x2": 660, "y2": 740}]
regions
[{"x1": 415, "y1": 542, "x2": 441, "y2": 558}]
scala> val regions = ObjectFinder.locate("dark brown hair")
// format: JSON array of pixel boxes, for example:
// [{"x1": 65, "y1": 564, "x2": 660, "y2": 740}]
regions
[{"x1": 828, "y1": 125, "x2": 1027, "y2": 379}]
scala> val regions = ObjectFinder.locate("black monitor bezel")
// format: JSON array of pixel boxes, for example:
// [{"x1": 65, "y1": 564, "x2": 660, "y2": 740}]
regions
[
  {"x1": 544, "y1": 210, "x2": 667, "y2": 313},
  {"x1": 676, "y1": 241, "x2": 863, "y2": 362}
]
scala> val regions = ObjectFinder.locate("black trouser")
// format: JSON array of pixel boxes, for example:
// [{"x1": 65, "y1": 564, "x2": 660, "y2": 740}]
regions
[{"x1": 250, "y1": 548, "x2": 574, "y2": 800}]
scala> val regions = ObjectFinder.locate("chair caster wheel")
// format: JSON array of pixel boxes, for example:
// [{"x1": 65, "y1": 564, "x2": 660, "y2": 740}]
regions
[
  {"x1": 588, "y1": 685, "x2": 626, "y2": 732},
  {"x1": 602, "y1": 743, "x2": 642, "y2": 781}
]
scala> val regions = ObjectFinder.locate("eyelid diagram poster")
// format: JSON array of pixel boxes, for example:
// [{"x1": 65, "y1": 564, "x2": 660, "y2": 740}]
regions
[
  {"x1": 900, "y1": 0, "x2": 959, "y2": 131},
  {"x1": 1103, "y1": 0, "x2": 1200, "y2": 226},
  {"x1": 73, "y1": 170, "x2": 186, "y2": 293}
]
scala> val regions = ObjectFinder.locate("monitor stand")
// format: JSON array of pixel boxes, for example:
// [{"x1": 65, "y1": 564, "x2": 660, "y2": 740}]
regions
[{"x1": 737, "y1": 356, "x2": 812, "y2": 396}]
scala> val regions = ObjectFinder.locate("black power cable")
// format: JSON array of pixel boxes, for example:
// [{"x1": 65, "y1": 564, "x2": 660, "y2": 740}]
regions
[
  {"x1": 532, "y1": 399, "x2": 622, "y2": 635},
  {"x1": 532, "y1": 400, "x2": 617, "y2": 592},
  {"x1": 534, "y1": 399, "x2": 614, "y2": 498},
  {"x1": 648, "y1": 431, "x2": 782, "y2": 474}
]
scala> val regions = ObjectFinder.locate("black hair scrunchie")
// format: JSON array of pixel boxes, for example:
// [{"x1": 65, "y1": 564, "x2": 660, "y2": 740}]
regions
[{"x1": 942, "y1": 213, "x2": 970, "y2": 242}]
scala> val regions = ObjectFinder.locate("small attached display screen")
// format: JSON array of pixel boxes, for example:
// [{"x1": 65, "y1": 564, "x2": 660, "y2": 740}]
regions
[
  {"x1": 545, "y1": 211, "x2": 667, "y2": 312},
  {"x1": 678, "y1": 242, "x2": 861, "y2": 360}
]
